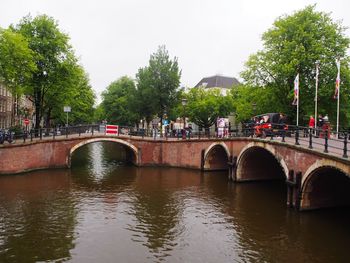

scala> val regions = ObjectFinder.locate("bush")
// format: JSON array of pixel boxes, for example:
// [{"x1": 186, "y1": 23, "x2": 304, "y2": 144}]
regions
[{"x1": 9, "y1": 125, "x2": 23, "y2": 134}]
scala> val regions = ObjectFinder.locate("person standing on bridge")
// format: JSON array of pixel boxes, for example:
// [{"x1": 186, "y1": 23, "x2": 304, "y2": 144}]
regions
[
  {"x1": 317, "y1": 114, "x2": 324, "y2": 137},
  {"x1": 278, "y1": 113, "x2": 287, "y2": 137},
  {"x1": 309, "y1": 115, "x2": 315, "y2": 129},
  {"x1": 322, "y1": 114, "x2": 331, "y2": 138},
  {"x1": 308, "y1": 115, "x2": 315, "y2": 136}
]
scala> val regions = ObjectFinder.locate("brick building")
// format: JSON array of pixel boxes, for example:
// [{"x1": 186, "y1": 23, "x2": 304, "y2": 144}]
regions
[
  {"x1": 0, "y1": 83, "x2": 34, "y2": 129},
  {"x1": 0, "y1": 83, "x2": 12, "y2": 129}
]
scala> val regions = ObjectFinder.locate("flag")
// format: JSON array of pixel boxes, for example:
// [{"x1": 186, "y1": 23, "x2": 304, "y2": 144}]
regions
[
  {"x1": 334, "y1": 59, "x2": 340, "y2": 99},
  {"x1": 292, "y1": 74, "x2": 299, "y2": 105}
]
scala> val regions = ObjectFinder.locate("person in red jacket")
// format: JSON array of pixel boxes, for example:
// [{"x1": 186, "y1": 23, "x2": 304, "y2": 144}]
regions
[
  {"x1": 308, "y1": 115, "x2": 315, "y2": 129},
  {"x1": 308, "y1": 115, "x2": 315, "y2": 136}
]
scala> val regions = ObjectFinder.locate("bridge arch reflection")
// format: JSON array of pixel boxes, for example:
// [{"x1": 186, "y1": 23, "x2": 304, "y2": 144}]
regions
[{"x1": 68, "y1": 138, "x2": 139, "y2": 167}]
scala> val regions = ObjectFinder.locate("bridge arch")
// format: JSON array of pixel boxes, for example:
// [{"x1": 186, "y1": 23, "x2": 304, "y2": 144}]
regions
[
  {"x1": 301, "y1": 160, "x2": 350, "y2": 210},
  {"x1": 203, "y1": 142, "x2": 230, "y2": 170},
  {"x1": 68, "y1": 138, "x2": 139, "y2": 167},
  {"x1": 236, "y1": 142, "x2": 288, "y2": 181}
]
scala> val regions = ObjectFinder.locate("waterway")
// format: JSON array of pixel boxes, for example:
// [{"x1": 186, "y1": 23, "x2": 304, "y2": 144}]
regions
[{"x1": 1, "y1": 142, "x2": 350, "y2": 262}]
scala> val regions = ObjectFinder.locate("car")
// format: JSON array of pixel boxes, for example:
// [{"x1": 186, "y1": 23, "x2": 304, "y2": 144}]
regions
[
  {"x1": 242, "y1": 119, "x2": 256, "y2": 137},
  {"x1": 253, "y1": 113, "x2": 289, "y2": 138}
]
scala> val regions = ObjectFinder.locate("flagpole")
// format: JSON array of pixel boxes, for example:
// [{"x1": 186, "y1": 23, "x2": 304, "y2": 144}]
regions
[
  {"x1": 336, "y1": 78, "x2": 340, "y2": 135},
  {"x1": 293, "y1": 74, "x2": 300, "y2": 126},
  {"x1": 295, "y1": 74, "x2": 299, "y2": 126},
  {"x1": 336, "y1": 58, "x2": 340, "y2": 137},
  {"x1": 297, "y1": 90, "x2": 299, "y2": 126},
  {"x1": 314, "y1": 61, "x2": 319, "y2": 131}
]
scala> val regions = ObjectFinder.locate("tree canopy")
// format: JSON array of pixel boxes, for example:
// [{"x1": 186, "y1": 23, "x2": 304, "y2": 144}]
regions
[
  {"x1": 230, "y1": 85, "x2": 273, "y2": 122},
  {"x1": 240, "y1": 5, "x2": 350, "y2": 126},
  {"x1": 101, "y1": 76, "x2": 140, "y2": 126},
  {"x1": 185, "y1": 87, "x2": 233, "y2": 131},
  {"x1": 1, "y1": 14, "x2": 96, "y2": 128},
  {"x1": 49, "y1": 65, "x2": 95, "y2": 125},
  {"x1": 136, "y1": 45, "x2": 181, "y2": 124},
  {"x1": 0, "y1": 28, "x2": 36, "y2": 96}
]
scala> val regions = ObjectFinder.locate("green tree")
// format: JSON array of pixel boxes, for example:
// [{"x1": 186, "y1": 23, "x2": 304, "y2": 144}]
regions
[
  {"x1": 230, "y1": 84, "x2": 275, "y2": 123},
  {"x1": 185, "y1": 87, "x2": 233, "y2": 134},
  {"x1": 241, "y1": 5, "x2": 350, "y2": 126},
  {"x1": 101, "y1": 76, "x2": 140, "y2": 126},
  {"x1": 14, "y1": 14, "x2": 80, "y2": 130},
  {"x1": 48, "y1": 66, "x2": 95, "y2": 125},
  {"x1": 0, "y1": 28, "x2": 36, "y2": 125},
  {"x1": 136, "y1": 45, "x2": 181, "y2": 127},
  {"x1": 0, "y1": 28, "x2": 36, "y2": 94},
  {"x1": 68, "y1": 71, "x2": 95, "y2": 124},
  {"x1": 93, "y1": 104, "x2": 105, "y2": 123},
  {"x1": 134, "y1": 68, "x2": 155, "y2": 125}
]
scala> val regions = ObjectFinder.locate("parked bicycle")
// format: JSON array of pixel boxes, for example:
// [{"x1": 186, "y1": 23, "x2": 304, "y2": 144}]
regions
[{"x1": 0, "y1": 130, "x2": 14, "y2": 144}]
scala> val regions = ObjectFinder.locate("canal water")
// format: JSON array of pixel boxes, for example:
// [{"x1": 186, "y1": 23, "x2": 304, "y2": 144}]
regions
[{"x1": 1, "y1": 142, "x2": 350, "y2": 263}]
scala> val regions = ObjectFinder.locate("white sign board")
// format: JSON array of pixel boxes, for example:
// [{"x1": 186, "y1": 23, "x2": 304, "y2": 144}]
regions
[
  {"x1": 152, "y1": 117, "x2": 160, "y2": 125},
  {"x1": 64, "y1": 106, "x2": 71, "y2": 112}
]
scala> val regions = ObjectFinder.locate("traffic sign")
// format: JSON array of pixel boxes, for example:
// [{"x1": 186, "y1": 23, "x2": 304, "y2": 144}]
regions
[
  {"x1": 63, "y1": 106, "x2": 71, "y2": 112},
  {"x1": 106, "y1": 124, "x2": 119, "y2": 135},
  {"x1": 24, "y1": 119, "x2": 30, "y2": 125}
]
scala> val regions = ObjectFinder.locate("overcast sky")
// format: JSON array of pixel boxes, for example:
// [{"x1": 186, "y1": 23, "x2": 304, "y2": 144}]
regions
[{"x1": 0, "y1": 0, "x2": 349, "y2": 101}]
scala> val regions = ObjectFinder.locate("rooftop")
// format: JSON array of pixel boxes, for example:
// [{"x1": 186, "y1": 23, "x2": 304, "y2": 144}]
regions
[{"x1": 194, "y1": 75, "x2": 240, "y2": 89}]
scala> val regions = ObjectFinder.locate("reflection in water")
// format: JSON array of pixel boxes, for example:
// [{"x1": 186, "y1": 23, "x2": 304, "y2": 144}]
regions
[
  {"x1": 1, "y1": 141, "x2": 350, "y2": 262},
  {"x1": 0, "y1": 170, "x2": 76, "y2": 262},
  {"x1": 71, "y1": 142, "x2": 130, "y2": 180},
  {"x1": 128, "y1": 169, "x2": 180, "y2": 258}
]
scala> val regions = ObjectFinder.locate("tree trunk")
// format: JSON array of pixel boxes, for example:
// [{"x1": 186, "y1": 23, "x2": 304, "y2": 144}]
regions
[
  {"x1": 45, "y1": 107, "x2": 52, "y2": 128},
  {"x1": 11, "y1": 96, "x2": 15, "y2": 127},
  {"x1": 160, "y1": 116, "x2": 163, "y2": 137},
  {"x1": 34, "y1": 88, "x2": 42, "y2": 135}
]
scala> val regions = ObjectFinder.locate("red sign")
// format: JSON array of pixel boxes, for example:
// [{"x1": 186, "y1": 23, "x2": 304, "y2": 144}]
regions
[
  {"x1": 24, "y1": 119, "x2": 30, "y2": 125},
  {"x1": 106, "y1": 124, "x2": 119, "y2": 135}
]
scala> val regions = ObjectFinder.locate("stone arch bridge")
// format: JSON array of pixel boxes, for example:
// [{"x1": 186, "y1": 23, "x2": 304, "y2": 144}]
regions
[{"x1": 1, "y1": 135, "x2": 350, "y2": 211}]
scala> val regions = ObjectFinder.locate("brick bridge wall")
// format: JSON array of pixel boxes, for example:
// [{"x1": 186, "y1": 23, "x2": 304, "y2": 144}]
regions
[{"x1": 1, "y1": 135, "x2": 350, "y2": 210}]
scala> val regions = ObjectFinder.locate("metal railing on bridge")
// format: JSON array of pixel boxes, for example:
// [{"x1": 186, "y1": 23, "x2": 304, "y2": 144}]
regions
[{"x1": 1, "y1": 123, "x2": 349, "y2": 159}]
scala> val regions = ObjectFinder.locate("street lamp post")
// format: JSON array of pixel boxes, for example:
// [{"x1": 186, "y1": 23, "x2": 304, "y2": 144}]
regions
[
  {"x1": 314, "y1": 61, "x2": 319, "y2": 133},
  {"x1": 163, "y1": 111, "x2": 167, "y2": 138},
  {"x1": 63, "y1": 106, "x2": 71, "y2": 127},
  {"x1": 182, "y1": 98, "x2": 187, "y2": 128},
  {"x1": 252, "y1": 102, "x2": 257, "y2": 115},
  {"x1": 182, "y1": 98, "x2": 187, "y2": 139},
  {"x1": 63, "y1": 106, "x2": 71, "y2": 138}
]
